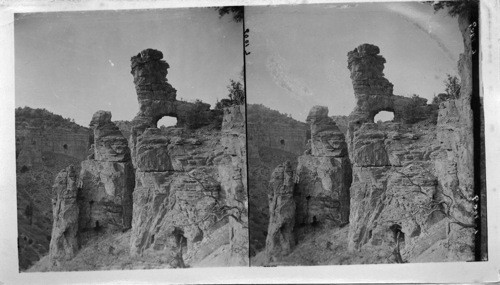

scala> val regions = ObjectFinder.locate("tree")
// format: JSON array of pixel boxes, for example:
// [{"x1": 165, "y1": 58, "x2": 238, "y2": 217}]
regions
[
  {"x1": 214, "y1": 6, "x2": 244, "y2": 23},
  {"x1": 432, "y1": 74, "x2": 461, "y2": 104},
  {"x1": 429, "y1": 0, "x2": 478, "y2": 18},
  {"x1": 215, "y1": 79, "x2": 246, "y2": 109},
  {"x1": 444, "y1": 74, "x2": 461, "y2": 98}
]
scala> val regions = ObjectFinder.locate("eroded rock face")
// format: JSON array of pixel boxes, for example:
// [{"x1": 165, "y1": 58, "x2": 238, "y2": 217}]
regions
[
  {"x1": 295, "y1": 106, "x2": 351, "y2": 227},
  {"x1": 346, "y1": 43, "x2": 476, "y2": 262},
  {"x1": 78, "y1": 111, "x2": 134, "y2": 236},
  {"x1": 90, "y1": 111, "x2": 131, "y2": 162},
  {"x1": 217, "y1": 105, "x2": 249, "y2": 265},
  {"x1": 49, "y1": 165, "x2": 79, "y2": 266},
  {"x1": 129, "y1": 107, "x2": 248, "y2": 267},
  {"x1": 265, "y1": 161, "x2": 295, "y2": 263}
]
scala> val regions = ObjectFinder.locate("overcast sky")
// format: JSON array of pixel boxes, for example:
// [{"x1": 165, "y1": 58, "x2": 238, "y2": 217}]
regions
[
  {"x1": 245, "y1": 2, "x2": 463, "y2": 122},
  {"x1": 15, "y1": 8, "x2": 243, "y2": 126}
]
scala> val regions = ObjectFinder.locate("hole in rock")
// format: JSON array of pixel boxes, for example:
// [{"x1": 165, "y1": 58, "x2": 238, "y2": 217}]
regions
[
  {"x1": 151, "y1": 234, "x2": 155, "y2": 244},
  {"x1": 20, "y1": 165, "x2": 29, "y2": 173},
  {"x1": 389, "y1": 224, "x2": 405, "y2": 244},
  {"x1": 280, "y1": 139, "x2": 285, "y2": 145},
  {"x1": 312, "y1": 216, "x2": 319, "y2": 227},
  {"x1": 374, "y1": 111, "x2": 394, "y2": 123},
  {"x1": 306, "y1": 195, "x2": 311, "y2": 201},
  {"x1": 173, "y1": 228, "x2": 188, "y2": 249},
  {"x1": 94, "y1": 221, "x2": 101, "y2": 231},
  {"x1": 63, "y1": 144, "x2": 68, "y2": 150},
  {"x1": 157, "y1": 116, "x2": 177, "y2": 128}
]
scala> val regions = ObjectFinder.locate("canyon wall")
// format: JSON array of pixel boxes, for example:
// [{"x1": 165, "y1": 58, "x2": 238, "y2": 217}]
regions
[
  {"x1": 16, "y1": 108, "x2": 91, "y2": 270},
  {"x1": 16, "y1": 129, "x2": 89, "y2": 169},
  {"x1": 247, "y1": 104, "x2": 309, "y2": 255}
]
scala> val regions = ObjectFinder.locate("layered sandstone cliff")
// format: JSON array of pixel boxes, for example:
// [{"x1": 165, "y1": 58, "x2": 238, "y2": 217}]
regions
[
  {"x1": 260, "y1": 37, "x2": 478, "y2": 264},
  {"x1": 346, "y1": 43, "x2": 476, "y2": 262},
  {"x1": 127, "y1": 49, "x2": 248, "y2": 267},
  {"x1": 38, "y1": 49, "x2": 248, "y2": 270}
]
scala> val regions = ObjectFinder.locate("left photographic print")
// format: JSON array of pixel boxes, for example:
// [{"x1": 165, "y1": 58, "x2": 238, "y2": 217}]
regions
[{"x1": 15, "y1": 7, "x2": 248, "y2": 272}]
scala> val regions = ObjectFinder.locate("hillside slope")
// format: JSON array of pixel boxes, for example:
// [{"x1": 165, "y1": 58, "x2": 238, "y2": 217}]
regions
[{"x1": 16, "y1": 107, "x2": 91, "y2": 270}]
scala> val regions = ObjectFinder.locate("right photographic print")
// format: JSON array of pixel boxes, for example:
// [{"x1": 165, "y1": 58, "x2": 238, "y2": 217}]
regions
[{"x1": 246, "y1": 1, "x2": 486, "y2": 266}]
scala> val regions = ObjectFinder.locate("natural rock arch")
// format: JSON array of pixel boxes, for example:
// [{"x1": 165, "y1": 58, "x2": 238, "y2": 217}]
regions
[
  {"x1": 157, "y1": 116, "x2": 178, "y2": 128},
  {"x1": 374, "y1": 110, "x2": 394, "y2": 123}
]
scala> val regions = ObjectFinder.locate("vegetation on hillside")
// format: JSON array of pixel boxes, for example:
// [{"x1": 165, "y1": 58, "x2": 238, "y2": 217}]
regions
[
  {"x1": 247, "y1": 104, "x2": 304, "y2": 127},
  {"x1": 15, "y1": 107, "x2": 87, "y2": 132}
]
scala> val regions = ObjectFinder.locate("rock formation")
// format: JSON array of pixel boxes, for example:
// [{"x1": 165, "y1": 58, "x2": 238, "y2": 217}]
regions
[
  {"x1": 265, "y1": 161, "x2": 295, "y2": 263},
  {"x1": 347, "y1": 44, "x2": 437, "y2": 126},
  {"x1": 128, "y1": 49, "x2": 248, "y2": 267},
  {"x1": 346, "y1": 43, "x2": 476, "y2": 262},
  {"x1": 42, "y1": 49, "x2": 247, "y2": 269},
  {"x1": 294, "y1": 106, "x2": 351, "y2": 227},
  {"x1": 129, "y1": 49, "x2": 219, "y2": 135},
  {"x1": 49, "y1": 165, "x2": 79, "y2": 266},
  {"x1": 263, "y1": 106, "x2": 352, "y2": 263},
  {"x1": 260, "y1": 38, "x2": 477, "y2": 264},
  {"x1": 78, "y1": 111, "x2": 135, "y2": 237},
  {"x1": 217, "y1": 105, "x2": 249, "y2": 265}
]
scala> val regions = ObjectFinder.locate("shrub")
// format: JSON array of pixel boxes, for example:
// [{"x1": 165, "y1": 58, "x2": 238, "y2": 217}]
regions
[{"x1": 401, "y1": 94, "x2": 427, "y2": 124}]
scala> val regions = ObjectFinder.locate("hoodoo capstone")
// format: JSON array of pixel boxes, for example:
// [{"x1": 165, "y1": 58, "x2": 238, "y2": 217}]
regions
[{"x1": 129, "y1": 49, "x2": 217, "y2": 135}]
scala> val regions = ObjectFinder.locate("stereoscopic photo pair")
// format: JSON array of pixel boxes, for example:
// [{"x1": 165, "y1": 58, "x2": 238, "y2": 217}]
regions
[{"x1": 11, "y1": 1, "x2": 489, "y2": 276}]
